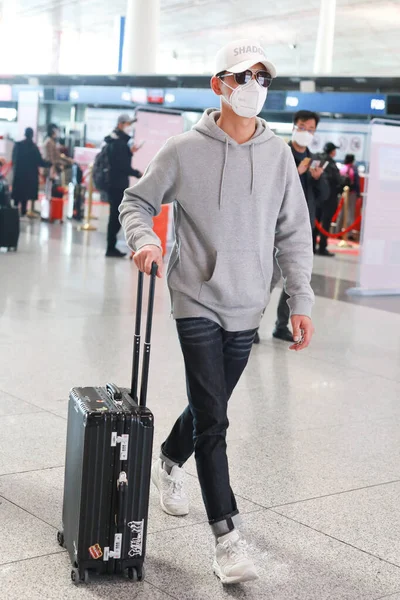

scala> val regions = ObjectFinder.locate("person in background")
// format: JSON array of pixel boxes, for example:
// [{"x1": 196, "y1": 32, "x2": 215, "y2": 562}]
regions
[
  {"x1": 104, "y1": 114, "x2": 142, "y2": 258},
  {"x1": 271, "y1": 109, "x2": 328, "y2": 343},
  {"x1": 120, "y1": 39, "x2": 315, "y2": 584},
  {"x1": 338, "y1": 154, "x2": 360, "y2": 238},
  {"x1": 313, "y1": 142, "x2": 342, "y2": 257},
  {"x1": 43, "y1": 123, "x2": 73, "y2": 180},
  {"x1": 12, "y1": 128, "x2": 51, "y2": 217}
]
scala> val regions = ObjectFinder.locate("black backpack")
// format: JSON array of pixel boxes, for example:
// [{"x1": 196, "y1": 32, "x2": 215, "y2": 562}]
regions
[{"x1": 93, "y1": 143, "x2": 111, "y2": 192}]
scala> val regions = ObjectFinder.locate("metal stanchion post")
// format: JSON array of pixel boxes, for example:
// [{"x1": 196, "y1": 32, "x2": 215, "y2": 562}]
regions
[
  {"x1": 338, "y1": 186, "x2": 352, "y2": 248},
  {"x1": 78, "y1": 164, "x2": 97, "y2": 231},
  {"x1": 85, "y1": 163, "x2": 98, "y2": 220}
]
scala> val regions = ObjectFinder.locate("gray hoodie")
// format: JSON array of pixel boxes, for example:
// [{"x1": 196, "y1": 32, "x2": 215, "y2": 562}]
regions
[{"x1": 119, "y1": 108, "x2": 314, "y2": 331}]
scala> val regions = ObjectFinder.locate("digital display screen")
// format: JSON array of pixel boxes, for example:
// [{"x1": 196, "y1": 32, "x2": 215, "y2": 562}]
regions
[
  {"x1": 55, "y1": 87, "x2": 70, "y2": 101},
  {"x1": 147, "y1": 89, "x2": 164, "y2": 104}
]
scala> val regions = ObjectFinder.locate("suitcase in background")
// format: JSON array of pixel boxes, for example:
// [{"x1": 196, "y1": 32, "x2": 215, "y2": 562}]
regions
[
  {"x1": 58, "y1": 264, "x2": 157, "y2": 586},
  {"x1": 42, "y1": 178, "x2": 64, "y2": 222},
  {"x1": 41, "y1": 178, "x2": 52, "y2": 220},
  {"x1": 0, "y1": 206, "x2": 20, "y2": 251},
  {"x1": 50, "y1": 197, "x2": 64, "y2": 223}
]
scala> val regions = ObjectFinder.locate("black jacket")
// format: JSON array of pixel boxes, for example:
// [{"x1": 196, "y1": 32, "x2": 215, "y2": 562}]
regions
[
  {"x1": 289, "y1": 142, "x2": 329, "y2": 227},
  {"x1": 317, "y1": 152, "x2": 342, "y2": 203},
  {"x1": 104, "y1": 129, "x2": 141, "y2": 192},
  {"x1": 12, "y1": 139, "x2": 50, "y2": 203}
]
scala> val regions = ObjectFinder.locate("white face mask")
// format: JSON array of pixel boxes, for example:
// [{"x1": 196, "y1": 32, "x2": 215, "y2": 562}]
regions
[
  {"x1": 292, "y1": 129, "x2": 314, "y2": 148},
  {"x1": 123, "y1": 125, "x2": 133, "y2": 136},
  {"x1": 221, "y1": 78, "x2": 267, "y2": 118}
]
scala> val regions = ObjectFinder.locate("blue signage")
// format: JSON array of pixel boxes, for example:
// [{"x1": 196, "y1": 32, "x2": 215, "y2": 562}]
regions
[{"x1": 283, "y1": 92, "x2": 386, "y2": 115}]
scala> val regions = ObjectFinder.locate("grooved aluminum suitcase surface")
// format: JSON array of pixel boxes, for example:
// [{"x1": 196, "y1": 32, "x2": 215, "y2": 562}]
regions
[
  {"x1": 62, "y1": 385, "x2": 154, "y2": 579},
  {"x1": 0, "y1": 206, "x2": 19, "y2": 250}
]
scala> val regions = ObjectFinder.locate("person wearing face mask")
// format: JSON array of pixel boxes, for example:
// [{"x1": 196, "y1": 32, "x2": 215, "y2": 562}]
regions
[
  {"x1": 119, "y1": 39, "x2": 315, "y2": 584},
  {"x1": 104, "y1": 114, "x2": 142, "y2": 258},
  {"x1": 270, "y1": 110, "x2": 329, "y2": 343}
]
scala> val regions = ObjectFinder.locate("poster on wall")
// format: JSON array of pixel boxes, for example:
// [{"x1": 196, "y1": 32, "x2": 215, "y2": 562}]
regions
[
  {"x1": 17, "y1": 91, "x2": 39, "y2": 142},
  {"x1": 348, "y1": 121, "x2": 400, "y2": 295},
  {"x1": 132, "y1": 109, "x2": 184, "y2": 243},
  {"x1": 309, "y1": 123, "x2": 368, "y2": 162},
  {"x1": 86, "y1": 108, "x2": 128, "y2": 145},
  {"x1": 132, "y1": 108, "x2": 184, "y2": 175}
]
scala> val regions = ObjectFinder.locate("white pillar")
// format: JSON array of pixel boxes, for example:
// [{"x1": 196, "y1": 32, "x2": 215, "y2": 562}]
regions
[
  {"x1": 50, "y1": 0, "x2": 62, "y2": 74},
  {"x1": 122, "y1": 0, "x2": 159, "y2": 74},
  {"x1": 313, "y1": 0, "x2": 336, "y2": 74}
]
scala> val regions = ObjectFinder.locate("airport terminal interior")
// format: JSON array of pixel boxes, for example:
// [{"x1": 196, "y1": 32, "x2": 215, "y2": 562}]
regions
[{"x1": 1, "y1": 1, "x2": 400, "y2": 599}]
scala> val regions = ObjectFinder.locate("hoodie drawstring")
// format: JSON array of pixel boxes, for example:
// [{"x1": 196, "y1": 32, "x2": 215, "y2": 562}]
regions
[
  {"x1": 250, "y1": 144, "x2": 255, "y2": 196},
  {"x1": 219, "y1": 138, "x2": 229, "y2": 209},
  {"x1": 219, "y1": 139, "x2": 255, "y2": 207}
]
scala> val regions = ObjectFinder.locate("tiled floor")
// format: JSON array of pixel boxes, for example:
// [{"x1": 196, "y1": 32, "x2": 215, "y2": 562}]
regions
[{"x1": 1, "y1": 213, "x2": 400, "y2": 599}]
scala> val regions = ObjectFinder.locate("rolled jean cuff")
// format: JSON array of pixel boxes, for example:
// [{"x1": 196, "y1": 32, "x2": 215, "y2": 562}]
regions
[
  {"x1": 160, "y1": 448, "x2": 183, "y2": 469},
  {"x1": 209, "y1": 511, "x2": 241, "y2": 537}
]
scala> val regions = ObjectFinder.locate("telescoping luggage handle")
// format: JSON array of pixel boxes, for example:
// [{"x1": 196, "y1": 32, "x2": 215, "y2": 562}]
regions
[{"x1": 130, "y1": 262, "x2": 158, "y2": 407}]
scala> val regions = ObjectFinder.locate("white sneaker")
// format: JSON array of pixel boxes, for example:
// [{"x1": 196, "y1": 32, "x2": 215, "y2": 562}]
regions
[
  {"x1": 151, "y1": 459, "x2": 189, "y2": 516},
  {"x1": 213, "y1": 530, "x2": 258, "y2": 584}
]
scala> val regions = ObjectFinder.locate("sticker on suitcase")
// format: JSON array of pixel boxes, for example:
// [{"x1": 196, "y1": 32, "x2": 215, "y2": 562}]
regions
[
  {"x1": 88, "y1": 543, "x2": 103, "y2": 560},
  {"x1": 127, "y1": 520, "x2": 144, "y2": 557}
]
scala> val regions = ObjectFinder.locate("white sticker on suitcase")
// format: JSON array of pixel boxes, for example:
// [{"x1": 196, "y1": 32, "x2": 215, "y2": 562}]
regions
[
  {"x1": 119, "y1": 434, "x2": 129, "y2": 461},
  {"x1": 111, "y1": 433, "x2": 129, "y2": 461},
  {"x1": 127, "y1": 520, "x2": 144, "y2": 557},
  {"x1": 113, "y1": 533, "x2": 122, "y2": 559}
]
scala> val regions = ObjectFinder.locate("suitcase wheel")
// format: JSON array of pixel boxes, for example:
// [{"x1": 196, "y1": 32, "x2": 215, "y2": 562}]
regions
[
  {"x1": 71, "y1": 567, "x2": 90, "y2": 585},
  {"x1": 126, "y1": 566, "x2": 145, "y2": 582},
  {"x1": 57, "y1": 530, "x2": 65, "y2": 548},
  {"x1": 126, "y1": 567, "x2": 137, "y2": 581},
  {"x1": 71, "y1": 568, "x2": 81, "y2": 586}
]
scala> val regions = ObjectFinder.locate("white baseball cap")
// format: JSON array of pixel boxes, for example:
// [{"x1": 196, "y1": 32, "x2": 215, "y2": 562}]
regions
[{"x1": 214, "y1": 39, "x2": 277, "y2": 78}]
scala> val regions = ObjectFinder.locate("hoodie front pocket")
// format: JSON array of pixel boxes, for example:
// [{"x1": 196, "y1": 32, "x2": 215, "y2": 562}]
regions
[{"x1": 198, "y1": 251, "x2": 268, "y2": 312}]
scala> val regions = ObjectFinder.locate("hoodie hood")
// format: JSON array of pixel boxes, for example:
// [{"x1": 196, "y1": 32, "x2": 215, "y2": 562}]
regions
[
  {"x1": 193, "y1": 108, "x2": 274, "y2": 146},
  {"x1": 193, "y1": 108, "x2": 275, "y2": 207}
]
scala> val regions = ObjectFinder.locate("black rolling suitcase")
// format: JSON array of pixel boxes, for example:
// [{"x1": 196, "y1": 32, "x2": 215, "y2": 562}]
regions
[
  {"x1": 58, "y1": 264, "x2": 157, "y2": 585},
  {"x1": 0, "y1": 206, "x2": 19, "y2": 251}
]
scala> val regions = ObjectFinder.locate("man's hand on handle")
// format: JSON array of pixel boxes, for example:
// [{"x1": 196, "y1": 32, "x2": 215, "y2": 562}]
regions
[
  {"x1": 289, "y1": 315, "x2": 314, "y2": 351},
  {"x1": 134, "y1": 245, "x2": 163, "y2": 278}
]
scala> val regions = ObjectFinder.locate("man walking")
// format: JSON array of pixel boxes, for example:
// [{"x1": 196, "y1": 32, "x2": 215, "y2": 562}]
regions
[
  {"x1": 314, "y1": 142, "x2": 342, "y2": 256},
  {"x1": 120, "y1": 40, "x2": 315, "y2": 584},
  {"x1": 105, "y1": 114, "x2": 142, "y2": 258},
  {"x1": 272, "y1": 110, "x2": 328, "y2": 343}
]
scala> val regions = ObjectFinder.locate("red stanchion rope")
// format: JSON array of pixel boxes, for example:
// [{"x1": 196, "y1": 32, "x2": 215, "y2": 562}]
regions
[
  {"x1": 315, "y1": 215, "x2": 362, "y2": 238},
  {"x1": 331, "y1": 196, "x2": 344, "y2": 224}
]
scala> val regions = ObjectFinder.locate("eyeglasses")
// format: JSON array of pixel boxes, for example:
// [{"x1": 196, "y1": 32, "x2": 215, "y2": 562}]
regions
[
  {"x1": 219, "y1": 69, "x2": 273, "y2": 89},
  {"x1": 294, "y1": 124, "x2": 316, "y2": 134}
]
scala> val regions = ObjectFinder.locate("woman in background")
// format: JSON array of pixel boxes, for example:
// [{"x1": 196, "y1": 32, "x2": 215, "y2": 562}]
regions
[
  {"x1": 12, "y1": 127, "x2": 51, "y2": 216},
  {"x1": 338, "y1": 154, "x2": 361, "y2": 236}
]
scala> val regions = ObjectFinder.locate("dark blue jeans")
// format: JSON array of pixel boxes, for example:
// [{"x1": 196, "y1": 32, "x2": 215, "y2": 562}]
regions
[{"x1": 161, "y1": 317, "x2": 256, "y2": 536}]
